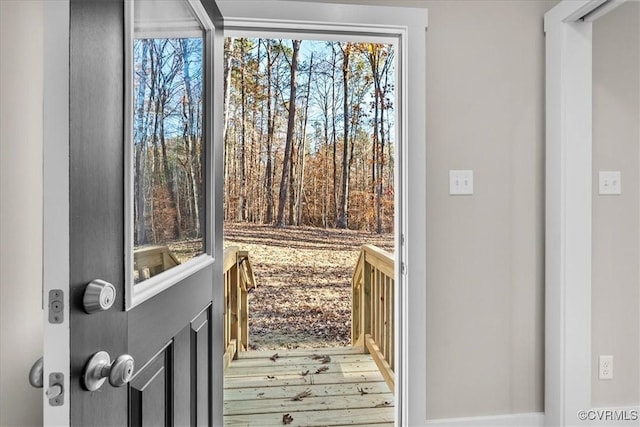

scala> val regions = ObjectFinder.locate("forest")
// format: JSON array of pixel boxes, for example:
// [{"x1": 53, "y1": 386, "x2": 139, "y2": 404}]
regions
[
  {"x1": 133, "y1": 37, "x2": 205, "y2": 255},
  {"x1": 132, "y1": 36, "x2": 396, "y2": 259},
  {"x1": 224, "y1": 38, "x2": 396, "y2": 233}
]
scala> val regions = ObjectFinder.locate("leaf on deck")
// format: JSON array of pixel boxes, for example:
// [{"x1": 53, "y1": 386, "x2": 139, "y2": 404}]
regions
[
  {"x1": 375, "y1": 401, "x2": 393, "y2": 408},
  {"x1": 270, "y1": 353, "x2": 279, "y2": 362},
  {"x1": 311, "y1": 355, "x2": 331, "y2": 364},
  {"x1": 300, "y1": 370, "x2": 309, "y2": 377},
  {"x1": 266, "y1": 375, "x2": 276, "y2": 380},
  {"x1": 282, "y1": 413, "x2": 294, "y2": 425},
  {"x1": 315, "y1": 366, "x2": 329, "y2": 374},
  {"x1": 290, "y1": 388, "x2": 312, "y2": 401},
  {"x1": 357, "y1": 386, "x2": 369, "y2": 395}
]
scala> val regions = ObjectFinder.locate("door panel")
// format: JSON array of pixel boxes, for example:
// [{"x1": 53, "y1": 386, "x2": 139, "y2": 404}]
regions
[
  {"x1": 64, "y1": 0, "x2": 223, "y2": 425},
  {"x1": 129, "y1": 345, "x2": 170, "y2": 427},
  {"x1": 191, "y1": 308, "x2": 211, "y2": 426}
]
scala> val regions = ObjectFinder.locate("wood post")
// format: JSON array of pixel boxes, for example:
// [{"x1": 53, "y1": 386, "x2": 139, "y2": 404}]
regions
[{"x1": 362, "y1": 255, "x2": 372, "y2": 353}]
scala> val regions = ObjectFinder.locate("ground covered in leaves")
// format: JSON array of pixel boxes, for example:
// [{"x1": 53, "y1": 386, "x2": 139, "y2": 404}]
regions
[{"x1": 224, "y1": 222, "x2": 394, "y2": 350}]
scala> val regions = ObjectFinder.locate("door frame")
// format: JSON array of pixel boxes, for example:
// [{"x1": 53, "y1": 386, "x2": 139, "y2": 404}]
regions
[
  {"x1": 43, "y1": 1, "x2": 70, "y2": 424},
  {"x1": 216, "y1": 1, "x2": 428, "y2": 424},
  {"x1": 544, "y1": 1, "x2": 629, "y2": 425}
]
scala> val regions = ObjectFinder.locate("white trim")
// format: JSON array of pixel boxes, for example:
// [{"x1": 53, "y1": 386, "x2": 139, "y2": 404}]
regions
[
  {"x1": 134, "y1": 28, "x2": 203, "y2": 39},
  {"x1": 544, "y1": 1, "x2": 629, "y2": 426},
  {"x1": 130, "y1": 255, "x2": 214, "y2": 307},
  {"x1": 208, "y1": 4, "x2": 224, "y2": 423},
  {"x1": 43, "y1": 1, "x2": 70, "y2": 425},
  {"x1": 216, "y1": 1, "x2": 427, "y2": 424},
  {"x1": 427, "y1": 412, "x2": 544, "y2": 427},
  {"x1": 124, "y1": 0, "x2": 134, "y2": 310},
  {"x1": 124, "y1": 0, "x2": 216, "y2": 310},
  {"x1": 563, "y1": 0, "x2": 628, "y2": 22},
  {"x1": 224, "y1": 17, "x2": 409, "y2": 40}
]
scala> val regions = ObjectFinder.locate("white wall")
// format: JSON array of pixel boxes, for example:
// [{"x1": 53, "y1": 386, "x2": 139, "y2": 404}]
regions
[
  {"x1": 0, "y1": 1, "x2": 45, "y2": 426},
  {"x1": 592, "y1": 0, "x2": 640, "y2": 408}
]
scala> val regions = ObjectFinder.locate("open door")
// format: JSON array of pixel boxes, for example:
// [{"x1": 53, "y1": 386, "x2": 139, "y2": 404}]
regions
[{"x1": 42, "y1": 0, "x2": 225, "y2": 425}]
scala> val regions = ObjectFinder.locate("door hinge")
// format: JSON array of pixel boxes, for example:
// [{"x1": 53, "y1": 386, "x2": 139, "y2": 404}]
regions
[{"x1": 48, "y1": 289, "x2": 64, "y2": 324}]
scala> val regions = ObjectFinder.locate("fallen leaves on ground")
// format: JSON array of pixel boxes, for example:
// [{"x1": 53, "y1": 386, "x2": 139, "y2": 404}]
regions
[
  {"x1": 315, "y1": 366, "x2": 329, "y2": 374},
  {"x1": 311, "y1": 355, "x2": 331, "y2": 364},
  {"x1": 282, "y1": 413, "x2": 294, "y2": 425},
  {"x1": 224, "y1": 222, "x2": 394, "y2": 350},
  {"x1": 290, "y1": 389, "x2": 313, "y2": 401}
]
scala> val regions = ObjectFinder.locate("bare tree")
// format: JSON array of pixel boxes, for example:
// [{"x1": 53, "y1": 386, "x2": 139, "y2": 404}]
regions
[{"x1": 276, "y1": 40, "x2": 301, "y2": 227}]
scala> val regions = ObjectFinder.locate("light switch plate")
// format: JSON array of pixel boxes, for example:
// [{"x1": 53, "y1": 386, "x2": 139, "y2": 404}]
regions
[
  {"x1": 599, "y1": 171, "x2": 621, "y2": 195},
  {"x1": 449, "y1": 170, "x2": 473, "y2": 195}
]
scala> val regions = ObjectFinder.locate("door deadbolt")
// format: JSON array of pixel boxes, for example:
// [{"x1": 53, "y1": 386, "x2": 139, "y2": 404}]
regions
[
  {"x1": 82, "y1": 351, "x2": 134, "y2": 391},
  {"x1": 83, "y1": 280, "x2": 116, "y2": 313}
]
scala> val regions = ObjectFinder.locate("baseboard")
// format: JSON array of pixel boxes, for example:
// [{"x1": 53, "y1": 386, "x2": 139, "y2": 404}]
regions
[{"x1": 426, "y1": 412, "x2": 544, "y2": 427}]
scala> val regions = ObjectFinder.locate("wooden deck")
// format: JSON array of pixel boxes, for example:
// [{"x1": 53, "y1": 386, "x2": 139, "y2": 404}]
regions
[{"x1": 224, "y1": 347, "x2": 395, "y2": 426}]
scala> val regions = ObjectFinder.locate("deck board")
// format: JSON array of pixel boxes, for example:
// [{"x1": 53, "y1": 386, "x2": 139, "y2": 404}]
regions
[{"x1": 224, "y1": 347, "x2": 394, "y2": 426}]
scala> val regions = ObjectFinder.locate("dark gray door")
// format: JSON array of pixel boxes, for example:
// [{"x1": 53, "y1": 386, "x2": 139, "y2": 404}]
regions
[{"x1": 65, "y1": 0, "x2": 222, "y2": 425}]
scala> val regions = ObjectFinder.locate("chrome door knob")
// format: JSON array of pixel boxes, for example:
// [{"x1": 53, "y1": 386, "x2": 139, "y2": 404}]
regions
[
  {"x1": 109, "y1": 354, "x2": 135, "y2": 387},
  {"x1": 83, "y1": 351, "x2": 134, "y2": 391},
  {"x1": 28, "y1": 357, "x2": 44, "y2": 388}
]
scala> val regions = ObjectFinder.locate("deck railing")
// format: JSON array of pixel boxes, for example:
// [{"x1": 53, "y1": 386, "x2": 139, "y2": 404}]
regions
[
  {"x1": 133, "y1": 245, "x2": 181, "y2": 282},
  {"x1": 351, "y1": 244, "x2": 395, "y2": 391},
  {"x1": 223, "y1": 246, "x2": 256, "y2": 371}
]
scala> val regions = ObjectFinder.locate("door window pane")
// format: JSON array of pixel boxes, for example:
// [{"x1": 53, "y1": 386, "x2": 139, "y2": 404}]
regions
[{"x1": 133, "y1": 36, "x2": 204, "y2": 283}]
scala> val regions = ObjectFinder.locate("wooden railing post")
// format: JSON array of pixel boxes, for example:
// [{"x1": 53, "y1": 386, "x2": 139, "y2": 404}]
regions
[
  {"x1": 230, "y1": 261, "x2": 239, "y2": 359},
  {"x1": 362, "y1": 255, "x2": 372, "y2": 353}
]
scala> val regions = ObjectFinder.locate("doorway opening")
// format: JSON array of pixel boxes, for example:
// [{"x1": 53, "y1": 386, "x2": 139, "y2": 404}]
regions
[{"x1": 222, "y1": 36, "x2": 399, "y2": 425}]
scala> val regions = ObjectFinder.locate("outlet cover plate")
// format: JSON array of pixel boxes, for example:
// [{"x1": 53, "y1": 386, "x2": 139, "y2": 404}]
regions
[{"x1": 599, "y1": 355, "x2": 613, "y2": 380}]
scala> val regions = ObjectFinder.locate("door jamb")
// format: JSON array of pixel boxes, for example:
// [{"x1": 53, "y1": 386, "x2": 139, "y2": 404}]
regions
[
  {"x1": 544, "y1": 1, "x2": 628, "y2": 425},
  {"x1": 43, "y1": 1, "x2": 70, "y2": 425}
]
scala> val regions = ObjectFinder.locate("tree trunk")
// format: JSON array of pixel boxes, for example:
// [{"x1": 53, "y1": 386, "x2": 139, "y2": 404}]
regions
[
  {"x1": 264, "y1": 40, "x2": 275, "y2": 224},
  {"x1": 276, "y1": 40, "x2": 301, "y2": 227},
  {"x1": 337, "y1": 44, "x2": 350, "y2": 229},
  {"x1": 134, "y1": 40, "x2": 150, "y2": 245},
  {"x1": 180, "y1": 39, "x2": 200, "y2": 237},
  {"x1": 296, "y1": 53, "x2": 313, "y2": 226}
]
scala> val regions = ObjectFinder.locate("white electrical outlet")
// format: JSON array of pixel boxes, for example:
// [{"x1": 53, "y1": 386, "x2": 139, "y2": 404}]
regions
[
  {"x1": 599, "y1": 171, "x2": 621, "y2": 195},
  {"x1": 599, "y1": 355, "x2": 613, "y2": 380},
  {"x1": 449, "y1": 170, "x2": 473, "y2": 195}
]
